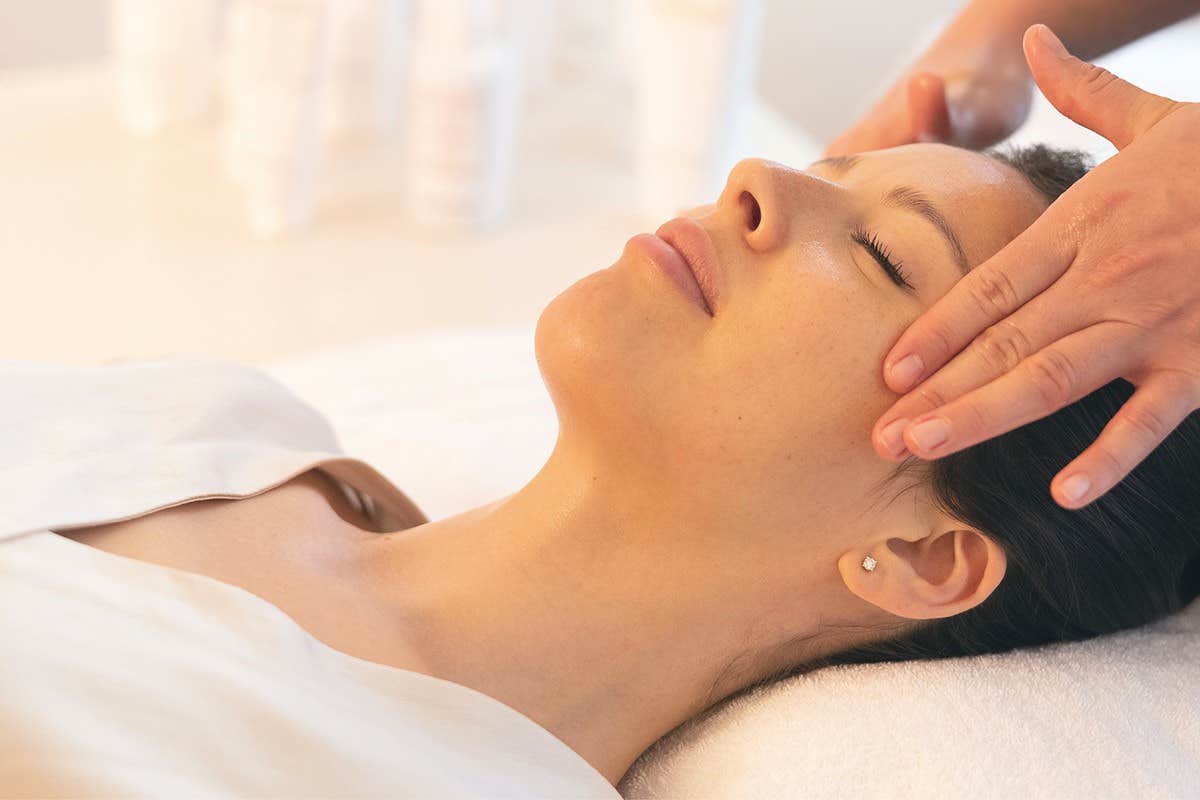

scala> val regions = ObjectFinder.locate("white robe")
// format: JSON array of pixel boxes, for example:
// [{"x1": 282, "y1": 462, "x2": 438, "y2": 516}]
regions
[{"x1": 0, "y1": 357, "x2": 620, "y2": 799}]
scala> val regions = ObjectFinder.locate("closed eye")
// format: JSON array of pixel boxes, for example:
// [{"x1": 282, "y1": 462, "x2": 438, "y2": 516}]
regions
[{"x1": 852, "y1": 227, "x2": 915, "y2": 292}]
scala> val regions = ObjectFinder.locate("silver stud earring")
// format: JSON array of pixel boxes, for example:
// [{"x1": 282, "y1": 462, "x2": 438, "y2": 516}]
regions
[{"x1": 861, "y1": 555, "x2": 878, "y2": 572}]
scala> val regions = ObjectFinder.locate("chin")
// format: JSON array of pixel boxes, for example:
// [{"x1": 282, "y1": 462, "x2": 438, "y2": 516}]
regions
[
  {"x1": 533, "y1": 263, "x2": 713, "y2": 465},
  {"x1": 534, "y1": 268, "x2": 632, "y2": 429}
]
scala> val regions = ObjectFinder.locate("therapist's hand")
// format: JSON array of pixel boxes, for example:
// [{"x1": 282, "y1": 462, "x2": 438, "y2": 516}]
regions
[
  {"x1": 824, "y1": 32, "x2": 1033, "y2": 155},
  {"x1": 872, "y1": 24, "x2": 1200, "y2": 510}
]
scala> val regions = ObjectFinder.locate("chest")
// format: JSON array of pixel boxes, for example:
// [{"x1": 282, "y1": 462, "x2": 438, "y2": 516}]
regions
[{"x1": 51, "y1": 468, "x2": 415, "y2": 667}]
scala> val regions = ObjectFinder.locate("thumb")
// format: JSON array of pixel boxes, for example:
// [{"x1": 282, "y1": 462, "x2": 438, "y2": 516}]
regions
[
  {"x1": 1023, "y1": 23, "x2": 1182, "y2": 149},
  {"x1": 906, "y1": 72, "x2": 952, "y2": 143}
]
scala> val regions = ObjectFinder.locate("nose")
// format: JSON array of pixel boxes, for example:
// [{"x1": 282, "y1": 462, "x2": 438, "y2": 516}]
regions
[
  {"x1": 718, "y1": 158, "x2": 837, "y2": 254},
  {"x1": 718, "y1": 158, "x2": 790, "y2": 253}
]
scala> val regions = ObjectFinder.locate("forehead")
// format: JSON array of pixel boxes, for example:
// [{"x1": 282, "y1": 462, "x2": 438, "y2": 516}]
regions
[{"x1": 843, "y1": 143, "x2": 1048, "y2": 266}]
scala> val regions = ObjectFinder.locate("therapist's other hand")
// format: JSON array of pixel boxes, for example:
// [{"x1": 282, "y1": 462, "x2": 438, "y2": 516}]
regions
[
  {"x1": 824, "y1": 36, "x2": 1032, "y2": 156},
  {"x1": 872, "y1": 24, "x2": 1200, "y2": 510}
]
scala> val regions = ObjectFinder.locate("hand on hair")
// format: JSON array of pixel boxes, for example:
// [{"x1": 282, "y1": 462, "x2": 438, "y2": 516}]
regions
[
  {"x1": 822, "y1": 30, "x2": 1033, "y2": 155},
  {"x1": 872, "y1": 24, "x2": 1200, "y2": 510}
]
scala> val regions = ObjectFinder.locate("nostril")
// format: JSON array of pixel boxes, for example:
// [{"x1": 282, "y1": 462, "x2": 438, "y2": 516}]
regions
[{"x1": 738, "y1": 190, "x2": 761, "y2": 231}]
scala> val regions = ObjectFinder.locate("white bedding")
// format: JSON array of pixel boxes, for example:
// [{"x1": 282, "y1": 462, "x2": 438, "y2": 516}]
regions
[
  {"x1": 262, "y1": 324, "x2": 1200, "y2": 799},
  {"x1": 265, "y1": 323, "x2": 556, "y2": 522}
]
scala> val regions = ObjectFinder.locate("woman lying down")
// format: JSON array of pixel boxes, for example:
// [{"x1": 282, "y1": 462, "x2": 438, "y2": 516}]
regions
[{"x1": 3, "y1": 142, "x2": 1198, "y2": 798}]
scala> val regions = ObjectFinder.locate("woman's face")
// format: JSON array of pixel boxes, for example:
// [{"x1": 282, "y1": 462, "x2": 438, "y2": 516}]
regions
[{"x1": 534, "y1": 143, "x2": 1047, "y2": 574}]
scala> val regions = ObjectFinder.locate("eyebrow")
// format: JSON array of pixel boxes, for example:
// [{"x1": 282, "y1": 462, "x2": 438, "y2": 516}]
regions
[
  {"x1": 807, "y1": 156, "x2": 970, "y2": 274},
  {"x1": 809, "y1": 155, "x2": 861, "y2": 177}
]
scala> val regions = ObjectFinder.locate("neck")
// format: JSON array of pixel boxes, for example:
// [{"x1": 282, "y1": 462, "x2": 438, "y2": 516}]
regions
[{"x1": 354, "y1": 440, "x2": 846, "y2": 787}]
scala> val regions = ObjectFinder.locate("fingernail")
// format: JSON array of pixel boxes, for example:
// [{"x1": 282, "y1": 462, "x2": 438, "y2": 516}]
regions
[
  {"x1": 879, "y1": 417, "x2": 911, "y2": 457},
  {"x1": 1060, "y1": 473, "x2": 1091, "y2": 502},
  {"x1": 887, "y1": 353, "x2": 924, "y2": 391},
  {"x1": 909, "y1": 417, "x2": 950, "y2": 451},
  {"x1": 1036, "y1": 24, "x2": 1068, "y2": 58}
]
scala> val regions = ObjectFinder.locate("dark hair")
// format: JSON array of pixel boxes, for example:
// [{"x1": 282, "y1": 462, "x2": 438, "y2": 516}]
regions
[{"x1": 797, "y1": 143, "x2": 1200, "y2": 676}]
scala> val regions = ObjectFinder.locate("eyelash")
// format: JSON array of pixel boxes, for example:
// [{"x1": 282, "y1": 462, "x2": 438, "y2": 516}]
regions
[{"x1": 851, "y1": 227, "x2": 914, "y2": 291}]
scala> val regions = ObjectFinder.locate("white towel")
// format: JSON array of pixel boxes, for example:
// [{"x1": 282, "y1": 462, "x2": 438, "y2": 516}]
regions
[{"x1": 616, "y1": 598, "x2": 1200, "y2": 798}]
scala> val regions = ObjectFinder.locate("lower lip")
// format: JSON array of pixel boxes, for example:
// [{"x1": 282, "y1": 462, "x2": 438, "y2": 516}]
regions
[{"x1": 626, "y1": 233, "x2": 713, "y2": 316}]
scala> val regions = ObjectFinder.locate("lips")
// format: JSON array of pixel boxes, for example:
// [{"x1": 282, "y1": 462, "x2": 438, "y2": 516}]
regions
[
  {"x1": 628, "y1": 233, "x2": 711, "y2": 315},
  {"x1": 655, "y1": 217, "x2": 720, "y2": 316}
]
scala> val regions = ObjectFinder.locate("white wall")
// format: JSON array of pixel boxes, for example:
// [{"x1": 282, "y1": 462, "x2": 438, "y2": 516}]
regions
[{"x1": 757, "y1": 0, "x2": 960, "y2": 144}]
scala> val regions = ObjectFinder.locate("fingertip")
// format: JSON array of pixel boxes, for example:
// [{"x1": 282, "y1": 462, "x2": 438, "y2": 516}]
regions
[
  {"x1": 907, "y1": 71, "x2": 941, "y2": 94},
  {"x1": 885, "y1": 353, "x2": 925, "y2": 393},
  {"x1": 822, "y1": 136, "x2": 851, "y2": 158},
  {"x1": 871, "y1": 433, "x2": 911, "y2": 462},
  {"x1": 1023, "y1": 23, "x2": 1046, "y2": 48},
  {"x1": 1025, "y1": 23, "x2": 1069, "y2": 67},
  {"x1": 906, "y1": 73, "x2": 951, "y2": 143},
  {"x1": 1037, "y1": 24, "x2": 1069, "y2": 59},
  {"x1": 1021, "y1": 25, "x2": 1039, "y2": 64},
  {"x1": 1052, "y1": 486, "x2": 1089, "y2": 510}
]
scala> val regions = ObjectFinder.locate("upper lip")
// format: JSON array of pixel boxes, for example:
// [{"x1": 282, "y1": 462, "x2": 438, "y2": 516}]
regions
[{"x1": 656, "y1": 217, "x2": 721, "y2": 316}]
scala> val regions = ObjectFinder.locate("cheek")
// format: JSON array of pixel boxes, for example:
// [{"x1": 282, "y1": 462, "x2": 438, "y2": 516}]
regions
[{"x1": 702, "y1": 251, "x2": 901, "y2": 467}]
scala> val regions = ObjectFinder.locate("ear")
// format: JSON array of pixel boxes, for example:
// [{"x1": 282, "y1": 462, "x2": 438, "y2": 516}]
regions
[{"x1": 837, "y1": 527, "x2": 1006, "y2": 620}]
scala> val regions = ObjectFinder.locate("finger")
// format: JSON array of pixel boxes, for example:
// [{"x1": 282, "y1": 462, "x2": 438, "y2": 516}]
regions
[
  {"x1": 1049, "y1": 370, "x2": 1200, "y2": 508},
  {"x1": 824, "y1": 89, "x2": 927, "y2": 157},
  {"x1": 1022, "y1": 23, "x2": 1183, "y2": 150},
  {"x1": 882, "y1": 208, "x2": 1077, "y2": 395},
  {"x1": 907, "y1": 72, "x2": 951, "y2": 143},
  {"x1": 896, "y1": 321, "x2": 1133, "y2": 460},
  {"x1": 823, "y1": 119, "x2": 907, "y2": 158},
  {"x1": 822, "y1": 131, "x2": 860, "y2": 158},
  {"x1": 872, "y1": 283, "x2": 1090, "y2": 459}
]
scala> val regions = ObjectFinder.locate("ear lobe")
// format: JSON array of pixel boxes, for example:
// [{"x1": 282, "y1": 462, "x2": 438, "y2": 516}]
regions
[{"x1": 839, "y1": 529, "x2": 1006, "y2": 621}]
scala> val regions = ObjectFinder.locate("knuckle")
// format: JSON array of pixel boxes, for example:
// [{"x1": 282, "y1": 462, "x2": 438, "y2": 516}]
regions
[
  {"x1": 1024, "y1": 348, "x2": 1080, "y2": 408},
  {"x1": 915, "y1": 383, "x2": 950, "y2": 410},
  {"x1": 1076, "y1": 65, "x2": 1122, "y2": 101},
  {"x1": 972, "y1": 321, "x2": 1032, "y2": 375},
  {"x1": 1078, "y1": 248, "x2": 1133, "y2": 291},
  {"x1": 960, "y1": 399, "x2": 994, "y2": 441},
  {"x1": 1136, "y1": 297, "x2": 1181, "y2": 328},
  {"x1": 1101, "y1": 246, "x2": 1157, "y2": 286},
  {"x1": 1060, "y1": 65, "x2": 1125, "y2": 124},
  {"x1": 1117, "y1": 405, "x2": 1170, "y2": 444},
  {"x1": 919, "y1": 319, "x2": 959, "y2": 366},
  {"x1": 967, "y1": 268, "x2": 1022, "y2": 319},
  {"x1": 1091, "y1": 443, "x2": 1127, "y2": 483}
]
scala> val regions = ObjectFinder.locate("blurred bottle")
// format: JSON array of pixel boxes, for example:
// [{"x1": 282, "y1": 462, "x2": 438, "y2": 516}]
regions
[
  {"x1": 633, "y1": 0, "x2": 765, "y2": 220},
  {"x1": 404, "y1": 0, "x2": 521, "y2": 232},
  {"x1": 321, "y1": 0, "x2": 411, "y2": 143},
  {"x1": 551, "y1": 0, "x2": 619, "y2": 86},
  {"x1": 222, "y1": 0, "x2": 331, "y2": 236},
  {"x1": 109, "y1": 0, "x2": 219, "y2": 136},
  {"x1": 499, "y1": 0, "x2": 555, "y2": 99}
]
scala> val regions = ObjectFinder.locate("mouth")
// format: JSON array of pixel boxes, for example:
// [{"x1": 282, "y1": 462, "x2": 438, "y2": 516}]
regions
[{"x1": 655, "y1": 217, "x2": 720, "y2": 316}]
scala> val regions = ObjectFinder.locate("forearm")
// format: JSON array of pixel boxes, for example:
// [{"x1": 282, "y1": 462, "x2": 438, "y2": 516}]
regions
[{"x1": 926, "y1": 0, "x2": 1198, "y2": 67}]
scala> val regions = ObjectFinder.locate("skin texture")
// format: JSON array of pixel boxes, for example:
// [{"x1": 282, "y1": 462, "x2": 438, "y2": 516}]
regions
[
  {"x1": 350, "y1": 144, "x2": 1048, "y2": 787},
  {"x1": 872, "y1": 26, "x2": 1200, "y2": 511}
]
